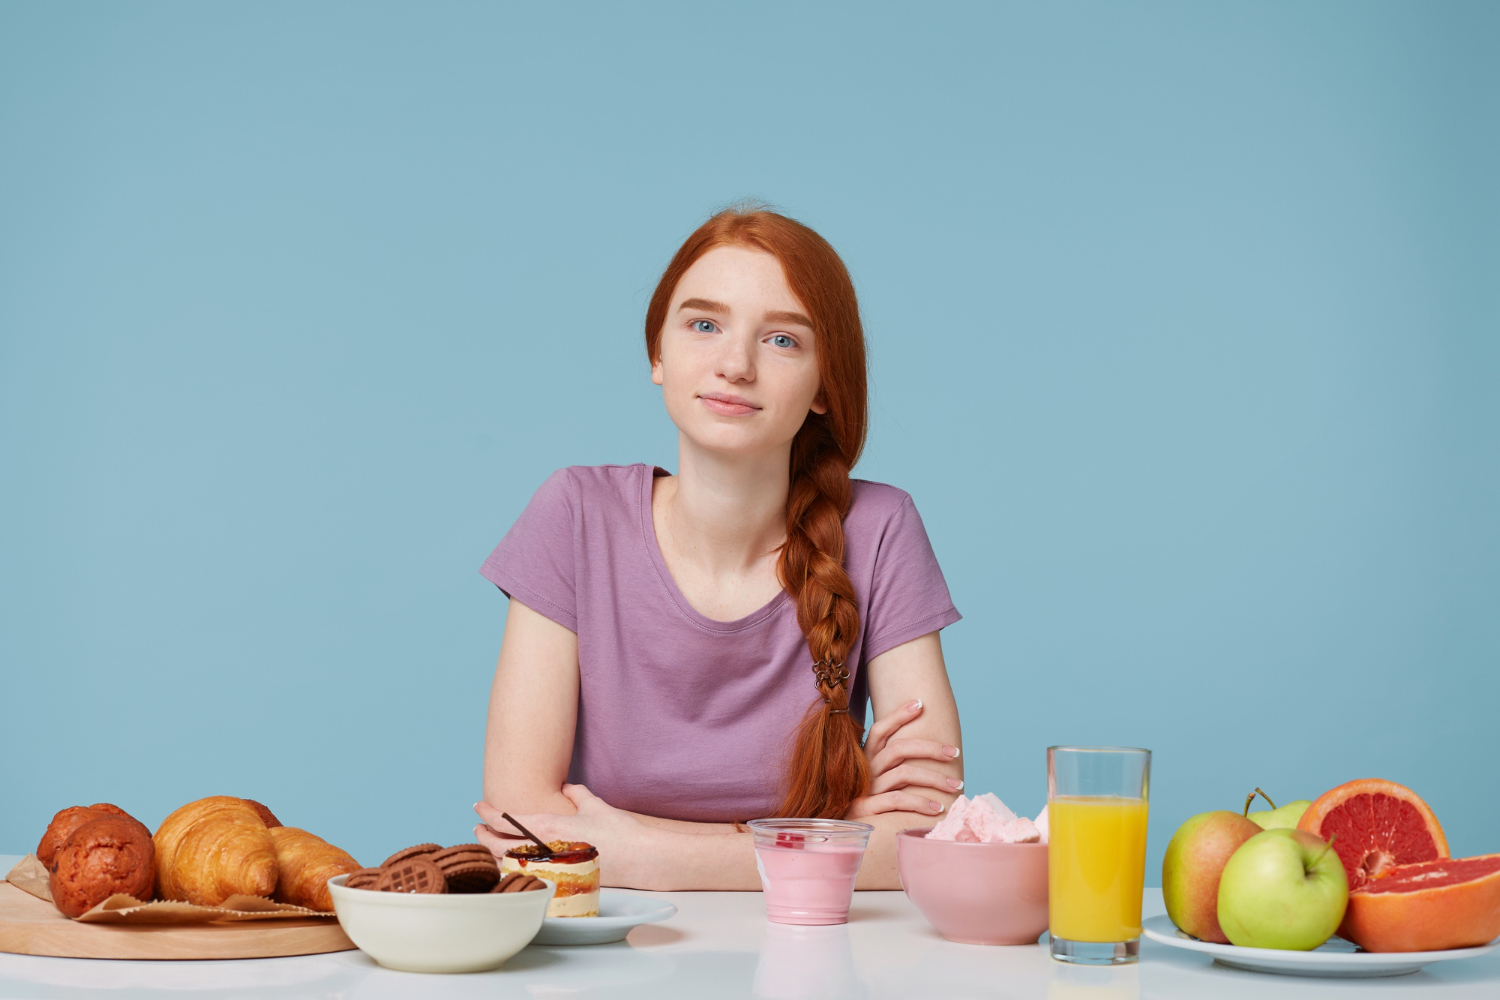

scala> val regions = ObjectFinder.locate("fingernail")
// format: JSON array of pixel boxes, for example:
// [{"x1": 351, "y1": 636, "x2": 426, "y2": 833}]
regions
[
  {"x1": 472, "y1": 802, "x2": 481, "y2": 811},
  {"x1": 907, "y1": 699, "x2": 922, "y2": 711},
  {"x1": 945, "y1": 745, "x2": 960, "y2": 758},
  {"x1": 929, "y1": 801, "x2": 943, "y2": 813},
  {"x1": 948, "y1": 778, "x2": 964, "y2": 790}
]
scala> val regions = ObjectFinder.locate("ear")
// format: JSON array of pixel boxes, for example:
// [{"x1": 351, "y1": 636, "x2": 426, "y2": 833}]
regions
[
  {"x1": 810, "y1": 389, "x2": 828, "y2": 415},
  {"x1": 651, "y1": 357, "x2": 664, "y2": 386}
]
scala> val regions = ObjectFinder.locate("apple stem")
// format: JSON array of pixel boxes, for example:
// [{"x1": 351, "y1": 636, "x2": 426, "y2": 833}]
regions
[
  {"x1": 1309, "y1": 833, "x2": 1338, "y2": 871},
  {"x1": 1254, "y1": 787, "x2": 1277, "y2": 811},
  {"x1": 1243, "y1": 792, "x2": 1257, "y2": 818}
]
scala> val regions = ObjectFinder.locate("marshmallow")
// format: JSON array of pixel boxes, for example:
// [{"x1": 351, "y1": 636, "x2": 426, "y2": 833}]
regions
[{"x1": 924, "y1": 795, "x2": 1048, "y2": 844}]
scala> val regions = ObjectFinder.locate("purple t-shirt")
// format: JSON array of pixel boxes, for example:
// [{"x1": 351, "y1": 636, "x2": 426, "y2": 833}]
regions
[{"x1": 481, "y1": 463, "x2": 961, "y2": 823}]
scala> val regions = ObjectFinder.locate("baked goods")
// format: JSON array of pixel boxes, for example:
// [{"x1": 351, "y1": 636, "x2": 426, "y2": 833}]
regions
[
  {"x1": 375, "y1": 856, "x2": 448, "y2": 894},
  {"x1": 153, "y1": 796, "x2": 278, "y2": 906},
  {"x1": 242, "y1": 798, "x2": 283, "y2": 829},
  {"x1": 502, "y1": 842, "x2": 599, "y2": 917},
  {"x1": 348, "y1": 842, "x2": 545, "y2": 895},
  {"x1": 35, "y1": 796, "x2": 361, "y2": 918},
  {"x1": 381, "y1": 843, "x2": 441, "y2": 868},
  {"x1": 345, "y1": 867, "x2": 381, "y2": 889},
  {"x1": 268, "y1": 826, "x2": 362, "y2": 912},
  {"x1": 493, "y1": 873, "x2": 544, "y2": 893},
  {"x1": 36, "y1": 803, "x2": 131, "y2": 868},
  {"x1": 49, "y1": 815, "x2": 156, "y2": 918},
  {"x1": 431, "y1": 844, "x2": 501, "y2": 893}
]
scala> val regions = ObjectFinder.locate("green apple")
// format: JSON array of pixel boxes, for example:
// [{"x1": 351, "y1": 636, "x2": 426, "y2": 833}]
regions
[
  {"x1": 1217, "y1": 828, "x2": 1349, "y2": 950},
  {"x1": 1244, "y1": 788, "x2": 1312, "y2": 830},
  {"x1": 1162, "y1": 810, "x2": 1263, "y2": 943}
]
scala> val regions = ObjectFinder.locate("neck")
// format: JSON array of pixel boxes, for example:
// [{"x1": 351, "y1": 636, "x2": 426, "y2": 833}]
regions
[{"x1": 662, "y1": 433, "x2": 791, "y2": 573}]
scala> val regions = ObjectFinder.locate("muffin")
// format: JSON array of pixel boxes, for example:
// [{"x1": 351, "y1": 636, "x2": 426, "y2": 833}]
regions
[
  {"x1": 49, "y1": 815, "x2": 156, "y2": 918},
  {"x1": 502, "y1": 842, "x2": 599, "y2": 917},
  {"x1": 36, "y1": 803, "x2": 134, "y2": 869}
]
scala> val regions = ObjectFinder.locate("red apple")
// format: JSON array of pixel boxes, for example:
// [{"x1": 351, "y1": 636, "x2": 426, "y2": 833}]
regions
[{"x1": 1161, "y1": 810, "x2": 1262, "y2": 942}]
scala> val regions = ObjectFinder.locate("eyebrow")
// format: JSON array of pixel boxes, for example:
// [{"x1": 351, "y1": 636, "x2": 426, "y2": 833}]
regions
[{"x1": 677, "y1": 298, "x2": 814, "y2": 329}]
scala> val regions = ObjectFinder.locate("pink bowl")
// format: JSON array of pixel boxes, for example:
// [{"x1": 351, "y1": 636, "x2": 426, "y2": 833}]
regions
[{"x1": 896, "y1": 827, "x2": 1049, "y2": 946}]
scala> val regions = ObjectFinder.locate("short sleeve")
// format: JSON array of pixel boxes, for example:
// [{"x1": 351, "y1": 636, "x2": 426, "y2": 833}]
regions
[
  {"x1": 480, "y1": 469, "x2": 579, "y2": 632},
  {"x1": 861, "y1": 495, "x2": 962, "y2": 662}
]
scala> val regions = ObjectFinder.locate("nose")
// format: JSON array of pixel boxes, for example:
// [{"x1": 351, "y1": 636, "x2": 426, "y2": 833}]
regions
[{"x1": 715, "y1": 330, "x2": 756, "y2": 383}]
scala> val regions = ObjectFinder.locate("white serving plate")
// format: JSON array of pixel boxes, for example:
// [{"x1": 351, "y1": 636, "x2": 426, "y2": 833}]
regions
[
  {"x1": 531, "y1": 889, "x2": 676, "y2": 946},
  {"x1": 1141, "y1": 914, "x2": 1499, "y2": 978}
]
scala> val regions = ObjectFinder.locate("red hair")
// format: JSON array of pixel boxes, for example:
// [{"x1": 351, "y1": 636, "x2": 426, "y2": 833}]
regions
[{"x1": 644, "y1": 206, "x2": 870, "y2": 820}]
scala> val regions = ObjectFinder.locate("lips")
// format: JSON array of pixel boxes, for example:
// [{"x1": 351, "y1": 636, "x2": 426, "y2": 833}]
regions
[{"x1": 699, "y1": 394, "x2": 760, "y2": 417}]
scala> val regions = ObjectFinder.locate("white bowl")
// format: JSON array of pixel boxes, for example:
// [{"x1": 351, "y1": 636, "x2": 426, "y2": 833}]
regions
[{"x1": 327, "y1": 873, "x2": 554, "y2": 973}]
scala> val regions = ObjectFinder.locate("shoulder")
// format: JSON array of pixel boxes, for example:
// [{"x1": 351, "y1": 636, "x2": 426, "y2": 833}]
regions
[
  {"x1": 846, "y1": 478, "x2": 917, "y2": 529},
  {"x1": 529, "y1": 463, "x2": 649, "y2": 510}
]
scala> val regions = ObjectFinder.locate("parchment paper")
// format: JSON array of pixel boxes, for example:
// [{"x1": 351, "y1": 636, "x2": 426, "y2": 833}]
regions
[{"x1": 5, "y1": 855, "x2": 334, "y2": 923}]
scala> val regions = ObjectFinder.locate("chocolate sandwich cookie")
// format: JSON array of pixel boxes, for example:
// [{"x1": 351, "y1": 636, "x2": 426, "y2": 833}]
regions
[
  {"x1": 374, "y1": 856, "x2": 446, "y2": 894},
  {"x1": 380, "y1": 843, "x2": 441, "y2": 868},
  {"x1": 431, "y1": 844, "x2": 500, "y2": 893},
  {"x1": 492, "y1": 873, "x2": 545, "y2": 893},
  {"x1": 344, "y1": 867, "x2": 382, "y2": 890}
]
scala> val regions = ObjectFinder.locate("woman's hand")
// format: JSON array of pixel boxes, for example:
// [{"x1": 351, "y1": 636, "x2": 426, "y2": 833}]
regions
[
  {"x1": 474, "y1": 784, "x2": 660, "y2": 889},
  {"x1": 845, "y1": 698, "x2": 964, "y2": 820}
]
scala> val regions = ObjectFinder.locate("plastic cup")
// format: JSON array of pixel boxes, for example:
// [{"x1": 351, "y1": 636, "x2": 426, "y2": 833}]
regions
[{"x1": 747, "y1": 818, "x2": 873, "y2": 926}]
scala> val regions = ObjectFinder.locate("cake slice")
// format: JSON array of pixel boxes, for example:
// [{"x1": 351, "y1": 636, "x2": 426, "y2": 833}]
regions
[{"x1": 501, "y1": 841, "x2": 599, "y2": 917}]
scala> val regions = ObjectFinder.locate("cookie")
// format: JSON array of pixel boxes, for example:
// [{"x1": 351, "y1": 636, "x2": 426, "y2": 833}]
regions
[
  {"x1": 380, "y1": 843, "x2": 441, "y2": 868},
  {"x1": 430, "y1": 844, "x2": 492, "y2": 865},
  {"x1": 492, "y1": 872, "x2": 544, "y2": 893},
  {"x1": 374, "y1": 856, "x2": 446, "y2": 894},
  {"x1": 344, "y1": 867, "x2": 382, "y2": 890},
  {"x1": 444, "y1": 861, "x2": 501, "y2": 894},
  {"x1": 49, "y1": 816, "x2": 156, "y2": 918}
]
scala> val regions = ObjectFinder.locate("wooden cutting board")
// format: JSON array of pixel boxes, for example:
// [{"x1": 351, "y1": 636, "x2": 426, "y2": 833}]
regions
[{"x1": 0, "y1": 882, "x2": 356, "y2": 960}]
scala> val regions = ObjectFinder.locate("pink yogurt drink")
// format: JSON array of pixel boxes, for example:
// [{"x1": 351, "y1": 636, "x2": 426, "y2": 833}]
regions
[{"x1": 748, "y1": 819, "x2": 874, "y2": 925}]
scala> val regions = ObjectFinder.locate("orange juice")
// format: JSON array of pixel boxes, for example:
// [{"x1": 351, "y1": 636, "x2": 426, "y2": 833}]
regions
[{"x1": 1047, "y1": 796, "x2": 1150, "y2": 942}]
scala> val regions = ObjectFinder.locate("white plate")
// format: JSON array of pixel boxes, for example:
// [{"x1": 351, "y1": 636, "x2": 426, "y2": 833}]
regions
[
  {"x1": 530, "y1": 890, "x2": 677, "y2": 946},
  {"x1": 1141, "y1": 914, "x2": 1499, "y2": 978}
]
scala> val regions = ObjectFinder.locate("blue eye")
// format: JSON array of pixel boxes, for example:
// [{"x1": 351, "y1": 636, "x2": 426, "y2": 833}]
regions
[
  {"x1": 770, "y1": 334, "x2": 796, "y2": 349},
  {"x1": 692, "y1": 319, "x2": 717, "y2": 334}
]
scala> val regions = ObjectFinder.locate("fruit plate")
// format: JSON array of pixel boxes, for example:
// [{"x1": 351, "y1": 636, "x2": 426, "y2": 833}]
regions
[
  {"x1": 1142, "y1": 915, "x2": 1498, "y2": 978},
  {"x1": 530, "y1": 890, "x2": 676, "y2": 946}
]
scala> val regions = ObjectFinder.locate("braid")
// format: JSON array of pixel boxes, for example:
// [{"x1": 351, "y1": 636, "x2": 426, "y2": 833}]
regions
[{"x1": 773, "y1": 417, "x2": 870, "y2": 819}]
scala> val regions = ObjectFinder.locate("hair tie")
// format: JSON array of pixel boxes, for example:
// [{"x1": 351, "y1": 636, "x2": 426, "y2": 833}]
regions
[{"x1": 812, "y1": 658, "x2": 849, "y2": 689}]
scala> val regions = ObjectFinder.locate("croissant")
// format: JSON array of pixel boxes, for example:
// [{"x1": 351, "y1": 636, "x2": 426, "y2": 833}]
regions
[
  {"x1": 153, "y1": 796, "x2": 278, "y2": 905},
  {"x1": 268, "y1": 826, "x2": 361, "y2": 911}
]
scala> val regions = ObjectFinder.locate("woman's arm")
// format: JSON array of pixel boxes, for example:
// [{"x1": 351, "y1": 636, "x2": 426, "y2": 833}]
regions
[
  {"x1": 849, "y1": 630, "x2": 965, "y2": 887},
  {"x1": 476, "y1": 625, "x2": 963, "y2": 891},
  {"x1": 481, "y1": 598, "x2": 579, "y2": 817}
]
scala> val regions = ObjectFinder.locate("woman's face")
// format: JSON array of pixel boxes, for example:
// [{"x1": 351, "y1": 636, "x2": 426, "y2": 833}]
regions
[{"x1": 653, "y1": 245, "x2": 826, "y2": 459}]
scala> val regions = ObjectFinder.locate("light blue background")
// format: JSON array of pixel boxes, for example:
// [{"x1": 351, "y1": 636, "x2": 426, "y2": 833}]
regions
[{"x1": 2, "y1": 2, "x2": 1496, "y2": 881}]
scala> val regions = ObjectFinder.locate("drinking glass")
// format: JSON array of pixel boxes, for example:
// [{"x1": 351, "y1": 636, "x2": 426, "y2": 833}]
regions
[{"x1": 1047, "y1": 746, "x2": 1151, "y2": 965}]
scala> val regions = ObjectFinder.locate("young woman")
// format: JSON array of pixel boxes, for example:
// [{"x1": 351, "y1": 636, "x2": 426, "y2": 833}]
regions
[{"x1": 473, "y1": 208, "x2": 965, "y2": 890}]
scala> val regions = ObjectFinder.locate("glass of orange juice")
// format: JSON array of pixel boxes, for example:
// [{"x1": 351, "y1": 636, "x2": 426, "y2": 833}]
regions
[{"x1": 1047, "y1": 745, "x2": 1151, "y2": 965}]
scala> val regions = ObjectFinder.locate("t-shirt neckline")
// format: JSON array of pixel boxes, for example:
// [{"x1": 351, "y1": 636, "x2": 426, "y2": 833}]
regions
[{"x1": 638, "y1": 464, "x2": 791, "y2": 634}]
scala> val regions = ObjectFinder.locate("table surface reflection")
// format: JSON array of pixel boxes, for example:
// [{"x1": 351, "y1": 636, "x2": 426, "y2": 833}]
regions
[{"x1": 3, "y1": 854, "x2": 1497, "y2": 998}]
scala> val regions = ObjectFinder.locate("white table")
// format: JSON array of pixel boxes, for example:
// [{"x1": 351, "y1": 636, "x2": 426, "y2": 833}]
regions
[{"x1": 3, "y1": 854, "x2": 1496, "y2": 998}]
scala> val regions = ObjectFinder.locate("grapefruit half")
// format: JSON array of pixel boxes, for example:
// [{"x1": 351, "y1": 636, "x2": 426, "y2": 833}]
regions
[
  {"x1": 1297, "y1": 778, "x2": 1448, "y2": 888},
  {"x1": 1341, "y1": 854, "x2": 1500, "y2": 952}
]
